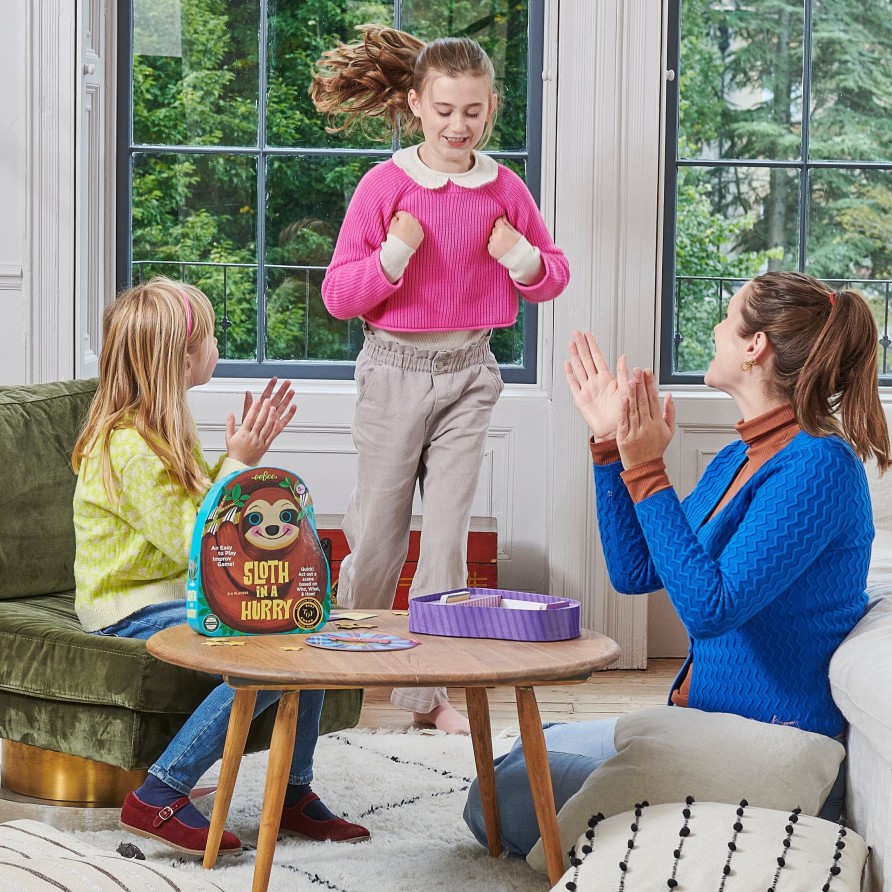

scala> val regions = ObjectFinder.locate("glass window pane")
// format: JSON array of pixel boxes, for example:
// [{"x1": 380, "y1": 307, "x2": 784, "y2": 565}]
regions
[
  {"x1": 672, "y1": 164, "x2": 800, "y2": 373},
  {"x1": 678, "y1": 0, "x2": 804, "y2": 163},
  {"x1": 266, "y1": 0, "x2": 394, "y2": 149},
  {"x1": 808, "y1": 168, "x2": 892, "y2": 282},
  {"x1": 132, "y1": 0, "x2": 260, "y2": 146},
  {"x1": 265, "y1": 155, "x2": 382, "y2": 361},
  {"x1": 809, "y1": 0, "x2": 892, "y2": 162},
  {"x1": 402, "y1": 0, "x2": 529, "y2": 152},
  {"x1": 130, "y1": 151, "x2": 258, "y2": 359}
]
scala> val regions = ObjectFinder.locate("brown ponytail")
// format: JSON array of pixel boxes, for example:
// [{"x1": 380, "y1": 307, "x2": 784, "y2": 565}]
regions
[
  {"x1": 741, "y1": 271, "x2": 891, "y2": 472},
  {"x1": 310, "y1": 25, "x2": 497, "y2": 144}
]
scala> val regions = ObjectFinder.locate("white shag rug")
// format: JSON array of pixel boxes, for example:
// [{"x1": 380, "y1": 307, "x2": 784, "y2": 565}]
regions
[{"x1": 69, "y1": 728, "x2": 550, "y2": 892}]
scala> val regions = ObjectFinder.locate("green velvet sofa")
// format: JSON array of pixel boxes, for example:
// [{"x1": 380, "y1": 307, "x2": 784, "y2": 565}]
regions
[{"x1": 0, "y1": 379, "x2": 361, "y2": 793}]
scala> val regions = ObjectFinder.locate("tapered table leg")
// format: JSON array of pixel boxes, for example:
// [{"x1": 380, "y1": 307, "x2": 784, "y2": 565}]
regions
[
  {"x1": 203, "y1": 688, "x2": 257, "y2": 869},
  {"x1": 252, "y1": 691, "x2": 299, "y2": 892},
  {"x1": 515, "y1": 685, "x2": 563, "y2": 886},
  {"x1": 465, "y1": 686, "x2": 501, "y2": 856}
]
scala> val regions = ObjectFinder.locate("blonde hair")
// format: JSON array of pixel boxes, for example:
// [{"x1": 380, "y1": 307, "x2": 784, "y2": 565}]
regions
[
  {"x1": 310, "y1": 24, "x2": 498, "y2": 147},
  {"x1": 741, "y1": 271, "x2": 891, "y2": 472},
  {"x1": 72, "y1": 276, "x2": 217, "y2": 498}
]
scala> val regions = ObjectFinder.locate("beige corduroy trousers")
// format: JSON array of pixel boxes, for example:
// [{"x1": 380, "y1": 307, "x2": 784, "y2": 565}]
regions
[{"x1": 336, "y1": 329, "x2": 503, "y2": 713}]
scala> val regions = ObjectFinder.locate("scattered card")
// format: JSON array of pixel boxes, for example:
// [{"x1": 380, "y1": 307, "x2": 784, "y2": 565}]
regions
[{"x1": 329, "y1": 612, "x2": 377, "y2": 621}]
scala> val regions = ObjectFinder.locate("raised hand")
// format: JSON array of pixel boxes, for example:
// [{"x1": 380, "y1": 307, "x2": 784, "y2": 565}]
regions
[
  {"x1": 241, "y1": 377, "x2": 296, "y2": 427},
  {"x1": 563, "y1": 330, "x2": 629, "y2": 441},
  {"x1": 616, "y1": 367, "x2": 675, "y2": 467},
  {"x1": 388, "y1": 211, "x2": 424, "y2": 250},
  {"x1": 487, "y1": 215, "x2": 521, "y2": 261},
  {"x1": 227, "y1": 380, "x2": 297, "y2": 466}
]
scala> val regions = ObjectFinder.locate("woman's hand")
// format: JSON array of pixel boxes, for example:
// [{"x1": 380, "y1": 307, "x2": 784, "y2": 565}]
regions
[
  {"x1": 487, "y1": 216, "x2": 521, "y2": 261},
  {"x1": 617, "y1": 368, "x2": 676, "y2": 467},
  {"x1": 389, "y1": 211, "x2": 424, "y2": 250},
  {"x1": 227, "y1": 379, "x2": 297, "y2": 465},
  {"x1": 564, "y1": 330, "x2": 629, "y2": 441}
]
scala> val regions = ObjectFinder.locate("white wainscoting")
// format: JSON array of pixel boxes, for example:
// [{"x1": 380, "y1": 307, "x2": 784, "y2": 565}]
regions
[{"x1": 189, "y1": 384, "x2": 552, "y2": 594}]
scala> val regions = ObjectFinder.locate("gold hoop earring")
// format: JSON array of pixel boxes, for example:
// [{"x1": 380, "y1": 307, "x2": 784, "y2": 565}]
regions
[{"x1": 740, "y1": 359, "x2": 756, "y2": 373}]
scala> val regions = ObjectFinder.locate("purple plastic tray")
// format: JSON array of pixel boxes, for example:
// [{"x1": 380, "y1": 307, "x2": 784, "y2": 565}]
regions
[{"x1": 408, "y1": 588, "x2": 581, "y2": 641}]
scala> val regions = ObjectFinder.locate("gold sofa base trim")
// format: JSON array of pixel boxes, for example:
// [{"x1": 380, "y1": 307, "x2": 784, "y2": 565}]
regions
[{"x1": 1, "y1": 740, "x2": 147, "y2": 806}]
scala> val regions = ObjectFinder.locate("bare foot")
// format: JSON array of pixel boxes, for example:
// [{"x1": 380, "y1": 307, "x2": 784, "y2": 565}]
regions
[{"x1": 413, "y1": 702, "x2": 471, "y2": 735}]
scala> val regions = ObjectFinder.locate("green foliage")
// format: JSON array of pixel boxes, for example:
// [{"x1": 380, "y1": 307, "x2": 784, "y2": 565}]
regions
[
  {"x1": 130, "y1": 0, "x2": 532, "y2": 367},
  {"x1": 673, "y1": 0, "x2": 892, "y2": 375}
]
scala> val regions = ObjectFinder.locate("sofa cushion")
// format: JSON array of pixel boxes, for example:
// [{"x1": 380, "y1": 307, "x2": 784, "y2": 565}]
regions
[
  {"x1": 0, "y1": 379, "x2": 97, "y2": 600},
  {"x1": 830, "y1": 595, "x2": 892, "y2": 766},
  {"x1": 0, "y1": 593, "x2": 215, "y2": 713},
  {"x1": 0, "y1": 592, "x2": 362, "y2": 768}
]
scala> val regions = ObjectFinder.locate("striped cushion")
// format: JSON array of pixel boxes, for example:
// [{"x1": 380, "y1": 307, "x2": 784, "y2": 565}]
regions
[{"x1": 0, "y1": 820, "x2": 223, "y2": 891}]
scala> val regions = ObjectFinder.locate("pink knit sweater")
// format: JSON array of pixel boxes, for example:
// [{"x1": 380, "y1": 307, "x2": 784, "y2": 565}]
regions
[{"x1": 321, "y1": 159, "x2": 570, "y2": 330}]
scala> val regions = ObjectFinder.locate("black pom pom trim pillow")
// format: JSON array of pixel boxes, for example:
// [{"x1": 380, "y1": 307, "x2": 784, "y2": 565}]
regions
[{"x1": 552, "y1": 800, "x2": 867, "y2": 892}]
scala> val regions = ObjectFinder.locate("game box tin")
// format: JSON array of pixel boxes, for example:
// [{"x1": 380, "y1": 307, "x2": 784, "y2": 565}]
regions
[{"x1": 408, "y1": 588, "x2": 581, "y2": 642}]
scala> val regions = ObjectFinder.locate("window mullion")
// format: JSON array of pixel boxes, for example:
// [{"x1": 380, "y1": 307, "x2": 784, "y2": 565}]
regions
[
  {"x1": 255, "y1": 0, "x2": 270, "y2": 365},
  {"x1": 798, "y1": 0, "x2": 815, "y2": 271}
]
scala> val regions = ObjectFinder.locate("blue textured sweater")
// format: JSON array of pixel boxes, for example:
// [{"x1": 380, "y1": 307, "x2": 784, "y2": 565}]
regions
[{"x1": 594, "y1": 432, "x2": 871, "y2": 737}]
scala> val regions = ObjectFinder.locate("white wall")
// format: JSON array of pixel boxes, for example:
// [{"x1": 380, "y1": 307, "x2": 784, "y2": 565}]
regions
[
  {"x1": 0, "y1": 0, "x2": 27, "y2": 381},
  {"x1": 0, "y1": 0, "x2": 677, "y2": 665}
]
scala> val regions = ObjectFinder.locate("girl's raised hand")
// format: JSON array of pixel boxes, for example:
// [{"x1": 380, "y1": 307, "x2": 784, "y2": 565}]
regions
[
  {"x1": 563, "y1": 330, "x2": 629, "y2": 441},
  {"x1": 241, "y1": 377, "x2": 296, "y2": 427},
  {"x1": 616, "y1": 368, "x2": 675, "y2": 467},
  {"x1": 487, "y1": 215, "x2": 521, "y2": 261},
  {"x1": 226, "y1": 387, "x2": 297, "y2": 466},
  {"x1": 388, "y1": 211, "x2": 424, "y2": 250}
]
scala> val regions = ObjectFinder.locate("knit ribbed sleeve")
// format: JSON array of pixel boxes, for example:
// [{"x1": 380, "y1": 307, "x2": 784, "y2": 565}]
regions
[
  {"x1": 593, "y1": 433, "x2": 870, "y2": 737},
  {"x1": 321, "y1": 161, "x2": 569, "y2": 330}
]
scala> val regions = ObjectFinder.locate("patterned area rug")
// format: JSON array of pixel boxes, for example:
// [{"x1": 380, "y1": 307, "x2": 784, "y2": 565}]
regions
[{"x1": 70, "y1": 728, "x2": 550, "y2": 892}]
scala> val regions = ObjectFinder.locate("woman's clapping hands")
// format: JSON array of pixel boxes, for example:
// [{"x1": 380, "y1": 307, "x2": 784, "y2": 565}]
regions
[
  {"x1": 564, "y1": 330, "x2": 630, "y2": 441},
  {"x1": 564, "y1": 330, "x2": 675, "y2": 466},
  {"x1": 619, "y1": 367, "x2": 675, "y2": 466}
]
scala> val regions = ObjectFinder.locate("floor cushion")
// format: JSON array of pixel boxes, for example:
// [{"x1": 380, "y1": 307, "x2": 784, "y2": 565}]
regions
[
  {"x1": 0, "y1": 819, "x2": 223, "y2": 890},
  {"x1": 528, "y1": 706, "x2": 844, "y2": 874},
  {"x1": 551, "y1": 801, "x2": 867, "y2": 892}
]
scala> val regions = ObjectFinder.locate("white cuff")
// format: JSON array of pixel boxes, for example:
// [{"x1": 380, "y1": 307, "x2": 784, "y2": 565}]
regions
[
  {"x1": 379, "y1": 233, "x2": 416, "y2": 284},
  {"x1": 498, "y1": 235, "x2": 542, "y2": 285}
]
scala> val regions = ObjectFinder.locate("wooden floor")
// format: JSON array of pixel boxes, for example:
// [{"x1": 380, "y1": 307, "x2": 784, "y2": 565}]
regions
[{"x1": 356, "y1": 658, "x2": 684, "y2": 730}]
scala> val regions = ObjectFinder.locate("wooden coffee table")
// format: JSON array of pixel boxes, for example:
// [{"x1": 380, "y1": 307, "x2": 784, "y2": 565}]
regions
[{"x1": 147, "y1": 613, "x2": 620, "y2": 891}]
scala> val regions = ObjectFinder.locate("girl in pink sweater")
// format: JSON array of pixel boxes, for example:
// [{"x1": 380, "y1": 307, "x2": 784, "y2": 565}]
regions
[{"x1": 311, "y1": 26, "x2": 569, "y2": 733}]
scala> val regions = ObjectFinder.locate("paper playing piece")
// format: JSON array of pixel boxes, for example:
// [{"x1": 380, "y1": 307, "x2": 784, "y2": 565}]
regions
[{"x1": 329, "y1": 612, "x2": 377, "y2": 621}]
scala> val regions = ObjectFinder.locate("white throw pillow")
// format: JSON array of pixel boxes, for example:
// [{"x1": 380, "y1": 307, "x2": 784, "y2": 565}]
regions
[
  {"x1": 867, "y1": 528, "x2": 892, "y2": 598},
  {"x1": 527, "y1": 707, "x2": 845, "y2": 874},
  {"x1": 550, "y1": 801, "x2": 867, "y2": 892}
]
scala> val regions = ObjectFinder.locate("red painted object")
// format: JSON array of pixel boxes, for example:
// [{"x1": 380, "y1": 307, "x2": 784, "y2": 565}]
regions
[{"x1": 316, "y1": 515, "x2": 497, "y2": 610}]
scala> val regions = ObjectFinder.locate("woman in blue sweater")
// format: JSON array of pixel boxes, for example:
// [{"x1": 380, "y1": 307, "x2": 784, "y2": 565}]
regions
[{"x1": 464, "y1": 271, "x2": 890, "y2": 857}]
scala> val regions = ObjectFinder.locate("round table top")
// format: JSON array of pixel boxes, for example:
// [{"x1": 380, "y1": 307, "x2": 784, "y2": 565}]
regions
[{"x1": 147, "y1": 612, "x2": 621, "y2": 689}]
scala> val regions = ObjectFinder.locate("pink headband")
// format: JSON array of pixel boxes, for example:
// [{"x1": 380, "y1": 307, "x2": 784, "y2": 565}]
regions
[{"x1": 180, "y1": 290, "x2": 193, "y2": 339}]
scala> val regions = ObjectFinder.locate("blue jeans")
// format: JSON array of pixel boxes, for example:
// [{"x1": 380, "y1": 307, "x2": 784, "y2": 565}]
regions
[
  {"x1": 463, "y1": 718, "x2": 618, "y2": 858},
  {"x1": 96, "y1": 601, "x2": 324, "y2": 795}
]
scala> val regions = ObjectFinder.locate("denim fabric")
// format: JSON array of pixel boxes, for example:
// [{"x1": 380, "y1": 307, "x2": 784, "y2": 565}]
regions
[
  {"x1": 463, "y1": 718, "x2": 619, "y2": 858},
  {"x1": 97, "y1": 601, "x2": 323, "y2": 794}
]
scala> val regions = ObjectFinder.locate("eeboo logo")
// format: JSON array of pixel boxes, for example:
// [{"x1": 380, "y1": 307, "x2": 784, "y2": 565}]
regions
[{"x1": 203, "y1": 614, "x2": 221, "y2": 633}]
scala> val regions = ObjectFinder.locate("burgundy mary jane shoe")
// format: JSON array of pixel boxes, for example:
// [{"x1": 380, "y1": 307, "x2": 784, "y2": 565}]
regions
[
  {"x1": 119, "y1": 791, "x2": 242, "y2": 856},
  {"x1": 279, "y1": 792, "x2": 370, "y2": 843}
]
